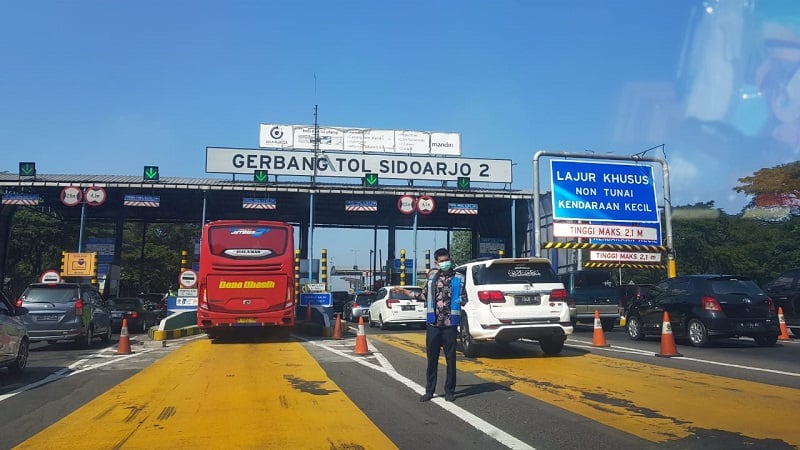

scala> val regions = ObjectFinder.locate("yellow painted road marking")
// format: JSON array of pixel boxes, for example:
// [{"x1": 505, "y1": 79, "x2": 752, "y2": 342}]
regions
[
  {"x1": 16, "y1": 339, "x2": 395, "y2": 450},
  {"x1": 373, "y1": 333, "x2": 800, "y2": 447}
]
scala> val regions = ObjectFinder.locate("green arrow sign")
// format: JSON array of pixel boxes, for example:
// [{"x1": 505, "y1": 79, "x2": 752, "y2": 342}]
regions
[
  {"x1": 364, "y1": 173, "x2": 379, "y2": 187},
  {"x1": 254, "y1": 170, "x2": 268, "y2": 184},
  {"x1": 143, "y1": 166, "x2": 159, "y2": 181},
  {"x1": 19, "y1": 162, "x2": 36, "y2": 177},
  {"x1": 457, "y1": 176, "x2": 470, "y2": 189}
]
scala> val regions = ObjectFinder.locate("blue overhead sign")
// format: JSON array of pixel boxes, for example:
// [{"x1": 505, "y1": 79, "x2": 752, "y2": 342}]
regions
[
  {"x1": 299, "y1": 293, "x2": 332, "y2": 307},
  {"x1": 550, "y1": 160, "x2": 658, "y2": 223}
]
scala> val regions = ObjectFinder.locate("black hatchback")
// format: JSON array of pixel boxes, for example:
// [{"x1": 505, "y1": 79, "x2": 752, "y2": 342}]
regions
[{"x1": 626, "y1": 275, "x2": 780, "y2": 347}]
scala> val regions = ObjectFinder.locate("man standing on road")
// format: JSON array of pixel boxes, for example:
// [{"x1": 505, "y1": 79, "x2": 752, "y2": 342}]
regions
[{"x1": 393, "y1": 248, "x2": 465, "y2": 402}]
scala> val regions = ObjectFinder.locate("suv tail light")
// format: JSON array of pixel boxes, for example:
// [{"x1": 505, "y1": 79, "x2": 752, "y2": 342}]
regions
[
  {"x1": 15, "y1": 298, "x2": 22, "y2": 308},
  {"x1": 127, "y1": 311, "x2": 139, "y2": 319},
  {"x1": 75, "y1": 298, "x2": 84, "y2": 315},
  {"x1": 702, "y1": 296, "x2": 722, "y2": 311},
  {"x1": 386, "y1": 298, "x2": 400, "y2": 309},
  {"x1": 477, "y1": 291, "x2": 505, "y2": 304},
  {"x1": 549, "y1": 289, "x2": 567, "y2": 301}
]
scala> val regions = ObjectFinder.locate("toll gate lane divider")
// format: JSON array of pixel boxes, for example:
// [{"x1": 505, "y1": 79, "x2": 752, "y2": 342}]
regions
[
  {"x1": 369, "y1": 333, "x2": 800, "y2": 447},
  {"x1": 15, "y1": 339, "x2": 395, "y2": 449}
]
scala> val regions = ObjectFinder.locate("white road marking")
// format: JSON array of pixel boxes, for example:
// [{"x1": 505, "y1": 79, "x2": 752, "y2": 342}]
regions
[{"x1": 302, "y1": 336, "x2": 535, "y2": 450}]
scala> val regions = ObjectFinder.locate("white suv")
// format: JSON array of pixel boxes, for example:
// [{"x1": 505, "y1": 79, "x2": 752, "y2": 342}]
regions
[{"x1": 457, "y1": 257, "x2": 573, "y2": 357}]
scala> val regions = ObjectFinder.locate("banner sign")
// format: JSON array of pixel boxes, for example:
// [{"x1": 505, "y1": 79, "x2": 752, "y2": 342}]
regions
[{"x1": 206, "y1": 147, "x2": 512, "y2": 183}]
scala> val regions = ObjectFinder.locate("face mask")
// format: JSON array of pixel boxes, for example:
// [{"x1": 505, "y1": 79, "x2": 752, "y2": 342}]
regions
[{"x1": 438, "y1": 261, "x2": 453, "y2": 271}]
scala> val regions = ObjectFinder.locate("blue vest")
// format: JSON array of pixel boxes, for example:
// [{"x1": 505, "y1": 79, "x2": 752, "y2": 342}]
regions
[{"x1": 425, "y1": 269, "x2": 464, "y2": 327}]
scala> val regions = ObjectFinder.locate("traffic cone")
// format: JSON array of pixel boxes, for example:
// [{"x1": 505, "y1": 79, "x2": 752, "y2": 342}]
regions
[
  {"x1": 778, "y1": 307, "x2": 791, "y2": 341},
  {"x1": 354, "y1": 316, "x2": 370, "y2": 355},
  {"x1": 333, "y1": 313, "x2": 343, "y2": 340},
  {"x1": 592, "y1": 309, "x2": 609, "y2": 347},
  {"x1": 655, "y1": 311, "x2": 682, "y2": 357},
  {"x1": 116, "y1": 318, "x2": 131, "y2": 355}
]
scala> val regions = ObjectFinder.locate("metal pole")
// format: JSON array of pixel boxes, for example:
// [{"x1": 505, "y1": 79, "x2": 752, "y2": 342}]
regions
[
  {"x1": 412, "y1": 210, "x2": 418, "y2": 285},
  {"x1": 77, "y1": 198, "x2": 87, "y2": 252},
  {"x1": 511, "y1": 199, "x2": 516, "y2": 257},
  {"x1": 309, "y1": 193, "x2": 314, "y2": 281}
]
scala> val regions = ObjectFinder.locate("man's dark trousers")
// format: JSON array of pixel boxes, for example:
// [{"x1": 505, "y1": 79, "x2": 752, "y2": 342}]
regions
[{"x1": 425, "y1": 324, "x2": 457, "y2": 396}]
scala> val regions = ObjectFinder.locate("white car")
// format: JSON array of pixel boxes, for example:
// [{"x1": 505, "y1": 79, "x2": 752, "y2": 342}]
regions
[
  {"x1": 457, "y1": 257, "x2": 573, "y2": 357},
  {"x1": 368, "y1": 285, "x2": 425, "y2": 330}
]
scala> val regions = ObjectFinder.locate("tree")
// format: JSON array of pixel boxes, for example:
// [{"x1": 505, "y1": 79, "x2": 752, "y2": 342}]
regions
[
  {"x1": 450, "y1": 231, "x2": 472, "y2": 265},
  {"x1": 734, "y1": 161, "x2": 800, "y2": 197}
]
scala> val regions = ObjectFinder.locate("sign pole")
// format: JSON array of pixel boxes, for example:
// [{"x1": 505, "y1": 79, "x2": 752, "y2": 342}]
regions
[
  {"x1": 412, "y1": 209, "x2": 418, "y2": 286},
  {"x1": 78, "y1": 199, "x2": 87, "y2": 252}
]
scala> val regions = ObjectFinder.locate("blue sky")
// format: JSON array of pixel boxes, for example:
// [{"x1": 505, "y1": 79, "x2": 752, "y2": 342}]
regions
[{"x1": 2, "y1": 1, "x2": 799, "y2": 274}]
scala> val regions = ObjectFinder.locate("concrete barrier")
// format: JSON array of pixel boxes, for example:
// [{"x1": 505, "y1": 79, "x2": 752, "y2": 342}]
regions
[{"x1": 148, "y1": 310, "x2": 202, "y2": 341}]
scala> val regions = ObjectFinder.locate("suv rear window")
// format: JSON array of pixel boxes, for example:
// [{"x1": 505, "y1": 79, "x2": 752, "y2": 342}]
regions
[
  {"x1": 389, "y1": 288, "x2": 422, "y2": 300},
  {"x1": 477, "y1": 262, "x2": 560, "y2": 285},
  {"x1": 353, "y1": 293, "x2": 375, "y2": 305},
  {"x1": 573, "y1": 271, "x2": 616, "y2": 288},
  {"x1": 22, "y1": 286, "x2": 79, "y2": 303}
]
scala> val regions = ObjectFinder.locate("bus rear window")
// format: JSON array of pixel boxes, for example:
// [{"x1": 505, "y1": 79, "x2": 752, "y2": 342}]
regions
[{"x1": 207, "y1": 225, "x2": 289, "y2": 259}]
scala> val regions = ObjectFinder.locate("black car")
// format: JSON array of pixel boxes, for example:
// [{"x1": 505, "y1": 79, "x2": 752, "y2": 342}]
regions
[
  {"x1": 330, "y1": 291, "x2": 350, "y2": 316},
  {"x1": 108, "y1": 297, "x2": 159, "y2": 333},
  {"x1": 626, "y1": 275, "x2": 780, "y2": 347},
  {"x1": 762, "y1": 268, "x2": 800, "y2": 337},
  {"x1": 619, "y1": 283, "x2": 654, "y2": 312}
]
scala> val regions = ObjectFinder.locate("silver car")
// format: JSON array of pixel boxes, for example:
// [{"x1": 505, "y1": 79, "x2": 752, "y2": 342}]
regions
[
  {"x1": 19, "y1": 283, "x2": 112, "y2": 348},
  {"x1": 0, "y1": 291, "x2": 29, "y2": 374},
  {"x1": 344, "y1": 292, "x2": 375, "y2": 322}
]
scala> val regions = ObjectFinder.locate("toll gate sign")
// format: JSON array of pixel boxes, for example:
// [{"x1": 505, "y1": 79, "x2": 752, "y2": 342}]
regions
[{"x1": 550, "y1": 160, "x2": 658, "y2": 223}]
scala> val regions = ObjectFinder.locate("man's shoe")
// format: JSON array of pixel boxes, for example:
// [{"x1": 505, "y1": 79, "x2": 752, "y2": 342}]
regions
[
  {"x1": 445, "y1": 393, "x2": 455, "y2": 402},
  {"x1": 419, "y1": 393, "x2": 433, "y2": 402}
]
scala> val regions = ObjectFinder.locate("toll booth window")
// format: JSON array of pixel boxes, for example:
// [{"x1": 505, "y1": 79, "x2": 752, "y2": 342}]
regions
[{"x1": 208, "y1": 226, "x2": 289, "y2": 259}]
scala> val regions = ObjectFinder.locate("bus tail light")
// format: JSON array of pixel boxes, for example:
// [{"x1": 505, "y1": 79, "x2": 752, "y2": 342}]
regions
[
  {"x1": 198, "y1": 287, "x2": 208, "y2": 310},
  {"x1": 284, "y1": 283, "x2": 294, "y2": 309}
]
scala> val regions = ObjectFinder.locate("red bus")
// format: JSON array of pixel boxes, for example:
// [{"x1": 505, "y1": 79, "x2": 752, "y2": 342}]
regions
[{"x1": 197, "y1": 220, "x2": 295, "y2": 338}]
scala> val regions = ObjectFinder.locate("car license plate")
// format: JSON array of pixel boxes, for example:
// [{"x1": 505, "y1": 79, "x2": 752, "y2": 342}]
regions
[
  {"x1": 739, "y1": 321, "x2": 762, "y2": 329},
  {"x1": 515, "y1": 295, "x2": 541, "y2": 306},
  {"x1": 401, "y1": 305, "x2": 416, "y2": 311},
  {"x1": 38, "y1": 314, "x2": 59, "y2": 321},
  {"x1": 237, "y1": 318, "x2": 257, "y2": 324}
]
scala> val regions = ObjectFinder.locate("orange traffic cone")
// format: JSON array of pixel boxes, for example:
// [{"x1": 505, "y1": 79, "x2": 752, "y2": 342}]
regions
[
  {"x1": 354, "y1": 316, "x2": 370, "y2": 355},
  {"x1": 592, "y1": 309, "x2": 609, "y2": 347},
  {"x1": 116, "y1": 318, "x2": 131, "y2": 355},
  {"x1": 656, "y1": 311, "x2": 682, "y2": 357},
  {"x1": 332, "y1": 313, "x2": 343, "y2": 340},
  {"x1": 778, "y1": 307, "x2": 791, "y2": 341}
]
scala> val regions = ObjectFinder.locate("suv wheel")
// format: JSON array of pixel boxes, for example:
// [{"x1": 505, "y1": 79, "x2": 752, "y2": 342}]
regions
[
  {"x1": 600, "y1": 318, "x2": 615, "y2": 332},
  {"x1": 459, "y1": 315, "x2": 479, "y2": 358},
  {"x1": 539, "y1": 336, "x2": 565, "y2": 355},
  {"x1": 626, "y1": 315, "x2": 644, "y2": 341},
  {"x1": 791, "y1": 327, "x2": 800, "y2": 338},
  {"x1": 101, "y1": 325, "x2": 112, "y2": 343},
  {"x1": 379, "y1": 315, "x2": 388, "y2": 330},
  {"x1": 687, "y1": 318, "x2": 710, "y2": 347},
  {"x1": 9, "y1": 338, "x2": 29, "y2": 374}
]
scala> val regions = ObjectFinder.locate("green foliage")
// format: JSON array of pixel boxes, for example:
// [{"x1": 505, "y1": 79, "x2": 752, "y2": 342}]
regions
[
  {"x1": 450, "y1": 231, "x2": 472, "y2": 265},
  {"x1": 5, "y1": 207, "x2": 200, "y2": 297},
  {"x1": 734, "y1": 161, "x2": 800, "y2": 196}
]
